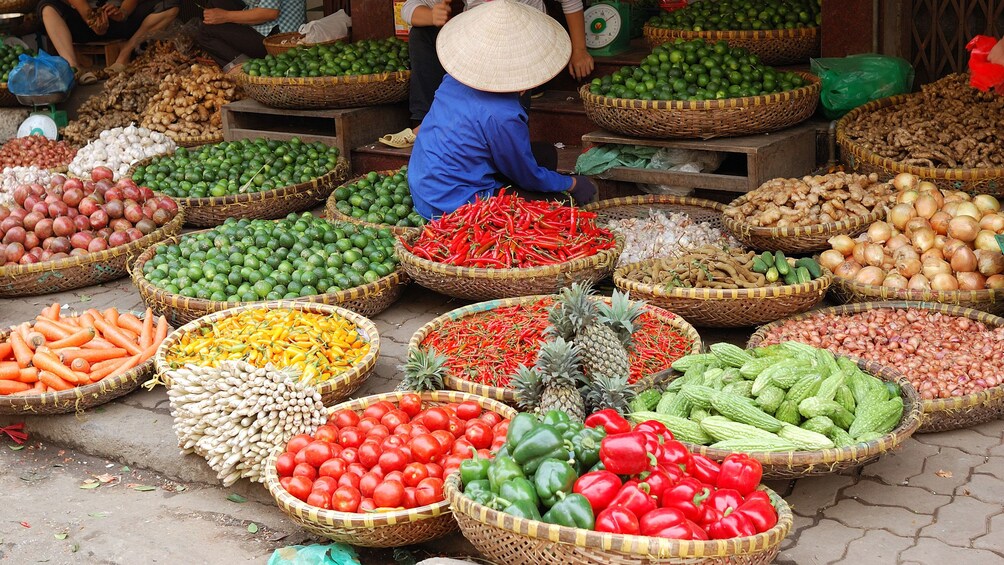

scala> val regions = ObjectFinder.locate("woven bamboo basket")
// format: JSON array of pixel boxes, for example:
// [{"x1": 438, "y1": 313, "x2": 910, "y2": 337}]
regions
[
  {"x1": 748, "y1": 301, "x2": 1004, "y2": 433},
  {"x1": 168, "y1": 131, "x2": 224, "y2": 148},
  {"x1": 131, "y1": 229, "x2": 409, "y2": 327},
  {"x1": 584, "y1": 194, "x2": 726, "y2": 226},
  {"x1": 0, "y1": 315, "x2": 162, "y2": 415},
  {"x1": 395, "y1": 231, "x2": 623, "y2": 301},
  {"x1": 836, "y1": 95, "x2": 1004, "y2": 195},
  {"x1": 642, "y1": 25, "x2": 820, "y2": 65},
  {"x1": 235, "y1": 67, "x2": 410, "y2": 110},
  {"x1": 263, "y1": 390, "x2": 516, "y2": 546},
  {"x1": 444, "y1": 473, "x2": 791, "y2": 564},
  {"x1": 408, "y1": 294, "x2": 703, "y2": 403},
  {"x1": 323, "y1": 169, "x2": 420, "y2": 236},
  {"x1": 660, "y1": 357, "x2": 922, "y2": 479},
  {"x1": 578, "y1": 72, "x2": 819, "y2": 140},
  {"x1": 127, "y1": 153, "x2": 348, "y2": 228},
  {"x1": 0, "y1": 0, "x2": 35, "y2": 13},
  {"x1": 153, "y1": 301, "x2": 379, "y2": 405},
  {"x1": 0, "y1": 208, "x2": 183, "y2": 298},
  {"x1": 0, "y1": 82, "x2": 20, "y2": 107},
  {"x1": 829, "y1": 275, "x2": 1004, "y2": 316},
  {"x1": 263, "y1": 31, "x2": 345, "y2": 56},
  {"x1": 722, "y1": 195, "x2": 886, "y2": 254}
]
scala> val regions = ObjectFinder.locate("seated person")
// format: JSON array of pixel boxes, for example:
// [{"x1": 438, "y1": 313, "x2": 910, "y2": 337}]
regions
[
  {"x1": 380, "y1": 0, "x2": 594, "y2": 147},
  {"x1": 407, "y1": 0, "x2": 597, "y2": 220},
  {"x1": 38, "y1": 0, "x2": 180, "y2": 84},
  {"x1": 195, "y1": 0, "x2": 305, "y2": 71}
]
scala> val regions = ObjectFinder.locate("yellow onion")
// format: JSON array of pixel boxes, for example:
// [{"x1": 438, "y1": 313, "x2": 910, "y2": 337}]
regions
[
  {"x1": 973, "y1": 194, "x2": 1001, "y2": 214},
  {"x1": 922, "y1": 248, "x2": 945, "y2": 262},
  {"x1": 852, "y1": 242, "x2": 867, "y2": 265},
  {"x1": 922, "y1": 257, "x2": 952, "y2": 278},
  {"x1": 894, "y1": 246, "x2": 920, "y2": 262},
  {"x1": 905, "y1": 217, "x2": 932, "y2": 235},
  {"x1": 975, "y1": 230, "x2": 998, "y2": 251},
  {"x1": 834, "y1": 260, "x2": 863, "y2": 279},
  {"x1": 886, "y1": 233, "x2": 911, "y2": 252},
  {"x1": 948, "y1": 215, "x2": 980, "y2": 242},
  {"x1": 867, "y1": 221, "x2": 892, "y2": 243},
  {"x1": 910, "y1": 227, "x2": 936, "y2": 252},
  {"x1": 955, "y1": 201, "x2": 981, "y2": 219},
  {"x1": 888, "y1": 204, "x2": 916, "y2": 231},
  {"x1": 883, "y1": 273, "x2": 909, "y2": 289},
  {"x1": 951, "y1": 246, "x2": 978, "y2": 273},
  {"x1": 895, "y1": 257, "x2": 922, "y2": 277},
  {"x1": 913, "y1": 194, "x2": 939, "y2": 220},
  {"x1": 986, "y1": 274, "x2": 1004, "y2": 289},
  {"x1": 975, "y1": 249, "x2": 1004, "y2": 276},
  {"x1": 930, "y1": 211, "x2": 952, "y2": 235},
  {"x1": 948, "y1": 190, "x2": 972, "y2": 202},
  {"x1": 957, "y1": 271, "x2": 986, "y2": 291},
  {"x1": 908, "y1": 274, "x2": 931, "y2": 290},
  {"x1": 934, "y1": 235, "x2": 948, "y2": 250},
  {"x1": 828, "y1": 234, "x2": 856, "y2": 256},
  {"x1": 931, "y1": 273, "x2": 959, "y2": 291},
  {"x1": 897, "y1": 190, "x2": 919, "y2": 205},
  {"x1": 864, "y1": 243, "x2": 886, "y2": 267},
  {"x1": 944, "y1": 201, "x2": 961, "y2": 217},
  {"x1": 854, "y1": 266, "x2": 886, "y2": 286},
  {"x1": 819, "y1": 249, "x2": 845, "y2": 271},
  {"x1": 942, "y1": 238, "x2": 968, "y2": 260},
  {"x1": 979, "y1": 213, "x2": 1004, "y2": 233},
  {"x1": 917, "y1": 180, "x2": 938, "y2": 193},
  {"x1": 927, "y1": 187, "x2": 945, "y2": 208},
  {"x1": 894, "y1": 173, "x2": 919, "y2": 192}
]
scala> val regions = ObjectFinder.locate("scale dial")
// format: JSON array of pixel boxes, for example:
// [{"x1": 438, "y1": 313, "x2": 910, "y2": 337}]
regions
[{"x1": 585, "y1": 4, "x2": 622, "y2": 49}]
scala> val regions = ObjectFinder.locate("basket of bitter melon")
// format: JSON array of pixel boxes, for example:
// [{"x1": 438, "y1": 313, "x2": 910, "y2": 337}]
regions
[{"x1": 629, "y1": 342, "x2": 923, "y2": 479}]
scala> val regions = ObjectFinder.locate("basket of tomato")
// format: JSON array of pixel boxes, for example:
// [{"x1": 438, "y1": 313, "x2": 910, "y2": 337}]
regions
[{"x1": 262, "y1": 390, "x2": 516, "y2": 547}]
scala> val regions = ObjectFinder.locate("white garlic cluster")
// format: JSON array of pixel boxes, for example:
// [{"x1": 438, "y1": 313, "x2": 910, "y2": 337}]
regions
[
  {"x1": 166, "y1": 360, "x2": 327, "y2": 486},
  {"x1": 0, "y1": 166, "x2": 55, "y2": 208},
  {"x1": 607, "y1": 210, "x2": 741, "y2": 267},
  {"x1": 68, "y1": 124, "x2": 176, "y2": 180}
]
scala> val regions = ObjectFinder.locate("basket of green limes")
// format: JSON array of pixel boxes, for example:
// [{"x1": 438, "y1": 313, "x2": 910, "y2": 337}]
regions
[{"x1": 324, "y1": 167, "x2": 424, "y2": 236}]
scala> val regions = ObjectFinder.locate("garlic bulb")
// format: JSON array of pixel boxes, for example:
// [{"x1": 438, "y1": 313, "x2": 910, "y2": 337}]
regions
[
  {"x1": 68, "y1": 123, "x2": 177, "y2": 180},
  {"x1": 1, "y1": 166, "x2": 55, "y2": 208},
  {"x1": 606, "y1": 210, "x2": 741, "y2": 267}
]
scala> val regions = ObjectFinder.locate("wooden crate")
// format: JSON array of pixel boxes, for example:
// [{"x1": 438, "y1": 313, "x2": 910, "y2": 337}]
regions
[
  {"x1": 581, "y1": 123, "x2": 818, "y2": 194},
  {"x1": 221, "y1": 99, "x2": 409, "y2": 165}
]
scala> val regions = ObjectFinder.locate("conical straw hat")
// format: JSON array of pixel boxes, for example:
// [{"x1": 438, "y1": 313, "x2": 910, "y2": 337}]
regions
[{"x1": 436, "y1": 0, "x2": 572, "y2": 93}]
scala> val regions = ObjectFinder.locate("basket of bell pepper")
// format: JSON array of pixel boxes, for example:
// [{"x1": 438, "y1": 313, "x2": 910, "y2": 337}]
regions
[{"x1": 444, "y1": 408, "x2": 793, "y2": 564}]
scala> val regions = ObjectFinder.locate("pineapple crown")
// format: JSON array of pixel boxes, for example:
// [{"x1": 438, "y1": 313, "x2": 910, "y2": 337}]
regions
[
  {"x1": 510, "y1": 364, "x2": 543, "y2": 412},
  {"x1": 581, "y1": 373, "x2": 636, "y2": 414},
  {"x1": 396, "y1": 347, "x2": 449, "y2": 392},
  {"x1": 553, "y1": 282, "x2": 601, "y2": 335},
  {"x1": 597, "y1": 290, "x2": 646, "y2": 350},
  {"x1": 534, "y1": 337, "x2": 584, "y2": 388}
]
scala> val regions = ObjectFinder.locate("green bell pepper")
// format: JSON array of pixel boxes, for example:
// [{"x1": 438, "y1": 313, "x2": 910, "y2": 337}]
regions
[
  {"x1": 505, "y1": 413, "x2": 540, "y2": 451},
  {"x1": 542, "y1": 410, "x2": 570, "y2": 426},
  {"x1": 558, "y1": 421, "x2": 584, "y2": 441},
  {"x1": 502, "y1": 500, "x2": 542, "y2": 521},
  {"x1": 463, "y1": 479, "x2": 496, "y2": 507},
  {"x1": 459, "y1": 449, "x2": 490, "y2": 485},
  {"x1": 488, "y1": 455, "x2": 524, "y2": 493},
  {"x1": 534, "y1": 459, "x2": 578, "y2": 508},
  {"x1": 511, "y1": 424, "x2": 570, "y2": 475},
  {"x1": 498, "y1": 477, "x2": 539, "y2": 507},
  {"x1": 541, "y1": 493, "x2": 595, "y2": 529},
  {"x1": 570, "y1": 426, "x2": 606, "y2": 474}
]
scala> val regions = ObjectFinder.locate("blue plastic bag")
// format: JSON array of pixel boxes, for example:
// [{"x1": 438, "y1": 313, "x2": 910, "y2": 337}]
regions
[
  {"x1": 267, "y1": 543, "x2": 361, "y2": 565},
  {"x1": 7, "y1": 50, "x2": 74, "y2": 96}
]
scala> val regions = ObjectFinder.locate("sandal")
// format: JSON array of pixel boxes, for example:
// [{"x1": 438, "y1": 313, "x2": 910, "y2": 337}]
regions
[
  {"x1": 378, "y1": 128, "x2": 416, "y2": 149},
  {"x1": 75, "y1": 70, "x2": 98, "y2": 86},
  {"x1": 104, "y1": 62, "x2": 127, "y2": 74}
]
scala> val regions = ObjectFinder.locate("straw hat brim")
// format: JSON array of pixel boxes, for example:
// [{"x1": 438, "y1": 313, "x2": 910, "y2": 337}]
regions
[{"x1": 436, "y1": 0, "x2": 572, "y2": 93}]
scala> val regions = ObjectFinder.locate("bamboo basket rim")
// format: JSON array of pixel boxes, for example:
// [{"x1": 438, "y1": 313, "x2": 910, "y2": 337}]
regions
[
  {"x1": 407, "y1": 294, "x2": 703, "y2": 403},
  {"x1": 835, "y1": 94, "x2": 1004, "y2": 180},
  {"x1": 583, "y1": 194, "x2": 727, "y2": 215},
  {"x1": 721, "y1": 192, "x2": 887, "y2": 240},
  {"x1": 746, "y1": 300, "x2": 1004, "y2": 417},
  {"x1": 831, "y1": 274, "x2": 1002, "y2": 305},
  {"x1": 444, "y1": 472, "x2": 792, "y2": 558},
  {"x1": 614, "y1": 259, "x2": 833, "y2": 301},
  {"x1": 167, "y1": 131, "x2": 224, "y2": 147},
  {"x1": 578, "y1": 71, "x2": 819, "y2": 111},
  {"x1": 151, "y1": 300, "x2": 380, "y2": 399},
  {"x1": 642, "y1": 23, "x2": 820, "y2": 40},
  {"x1": 235, "y1": 66, "x2": 411, "y2": 88},
  {"x1": 324, "y1": 168, "x2": 420, "y2": 236},
  {"x1": 263, "y1": 390, "x2": 516, "y2": 527}
]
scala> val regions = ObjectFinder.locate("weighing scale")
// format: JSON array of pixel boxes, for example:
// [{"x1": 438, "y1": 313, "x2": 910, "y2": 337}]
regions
[
  {"x1": 16, "y1": 92, "x2": 68, "y2": 139},
  {"x1": 584, "y1": 0, "x2": 632, "y2": 57}
]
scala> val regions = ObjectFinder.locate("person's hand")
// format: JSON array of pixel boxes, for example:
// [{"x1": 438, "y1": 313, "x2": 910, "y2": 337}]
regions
[
  {"x1": 568, "y1": 48, "x2": 594, "y2": 80},
  {"x1": 569, "y1": 175, "x2": 598, "y2": 206},
  {"x1": 431, "y1": 0, "x2": 451, "y2": 27},
  {"x1": 86, "y1": 9, "x2": 109, "y2": 35},
  {"x1": 104, "y1": 4, "x2": 127, "y2": 22},
  {"x1": 990, "y1": 37, "x2": 1004, "y2": 66},
  {"x1": 203, "y1": 8, "x2": 230, "y2": 25}
]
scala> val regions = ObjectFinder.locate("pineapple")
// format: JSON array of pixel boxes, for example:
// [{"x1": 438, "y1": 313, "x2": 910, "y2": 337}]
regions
[
  {"x1": 543, "y1": 301, "x2": 575, "y2": 341},
  {"x1": 597, "y1": 290, "x2": 646, "y2": 350},
  {"x1": 396, "y1": 348, "x2": 449, "y2": 392},
  {"x1": 510, "y1": 364, "x2": 543, "y2": 413},
  {"x1": 553, "y1": 283, "x2": 631, "y2": 383},
  {"x1": 582, "y1": 373, "x2": 636, "y2": 414},
  {"x1": 535, "y1": 337, "x2": 586, "y2": 422}
]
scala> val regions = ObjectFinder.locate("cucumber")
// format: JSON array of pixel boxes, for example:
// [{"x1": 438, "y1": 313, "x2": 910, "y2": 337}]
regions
[
  {"x1": 760, "y1": 251, "x2": 774, "y2": 266},
  {"x1": 795, "y1": 257, "x2": 822, "y2": 279},
  {"x1": 795, "y1": 266, "x2": 811, "y2": 284},
  {"x1": 774, "y1": 251, "x2": 790, "y2": 275},
  {"x1": 753, "y1": 258, "x2": 768, "y2": 274},
  {"x1": 766, "y1": 267, "x2": 779, "y2": 282}
]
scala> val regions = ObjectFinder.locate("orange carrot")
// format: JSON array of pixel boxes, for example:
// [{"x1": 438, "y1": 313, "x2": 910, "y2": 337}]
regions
[
  {"x1": 26, "y1": 332, "x2": 46, "y2": 350},
  {"x1": 139, "y1": 309, "x2": 154, "y2": 349},
  {"x1": 15, "y1": 323, "x2": 31, "y2": 342},
  {"x1": 103, "y1": 308, "x2": 119, "y2": 325},
  {"x1": 31, "y1": 351, "x2": 85, "y2": 385},
  {"x1": 33, "y1": 319, "x2": 73, "y2": 341},
  {"x1": 69, "y1": 358, "x2": 90, "y2": 373},
  {"x1": 61, "y1": 347, "x2": 128, "y2": 363},
  {"x1": 0, "y1": 361, "x2": 20, "y2": 380},
  {"x1": 14, "y1": 381, "x2": 44, "y2": 395},
  {"x1": 10, "y1": 332, "x2": 33, "y2": 367},
  {"x1": 153, "y1": 316, "x2": 169, "y2": 346},
  {"x1": 117, "y1": 313, "x2": 145, "y2": 335},
  {"x1": 0, "y1": 380, "x2": 31, "y2": 394},
  {"x1": 0, "y1": 342, "x2": 11, "y2": 360},
  {"x1": 40, "y1": 302, "x2": 61, "y2": 320},
  {"x1": 19, "y1": 367, "x2": 38, "y2": 383},
  {"x1": 118, "y1": 328, "x2": 139, "y2": 341},
  {"x1": 92, "y1": 317, "x2": 142, "y2": 355},
  {"x1": 47, "y1": 328, "x2": 96, "y2": 349},
  {"x1": 38, "y1": 371, "x2": 72, "y2": 391},
  {"x1": 89, "y1": 355, "x2": 139, "y2": 381}
]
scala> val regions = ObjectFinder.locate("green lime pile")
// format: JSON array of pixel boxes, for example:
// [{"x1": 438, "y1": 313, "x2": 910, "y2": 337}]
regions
[
  {"x1": 243, "y1": 39, "x2": 409, "y2": 78},
  {"x1": 131, "y1": 138, "x2": 339, "y2": 198},
  {"x1": 331, "y1": 167, "x2": 424, "y2": 228},
  {"x1": 0, "y1": 42, "x2": 31, "y2": 82},
  {"x1": 647, "y1": 0, "x2": 821, "y2": 31},
  {"x1": 142, "y1": 213, "x2": 398, "y2": 301},
  {"x1": 588, "y1": 39, "x2": 806, "y2": 101}
]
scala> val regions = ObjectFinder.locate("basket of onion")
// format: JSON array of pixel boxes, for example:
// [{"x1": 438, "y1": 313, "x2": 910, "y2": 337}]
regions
[{"x1": 822, "y1": 176, "x2": 1004, "y2": 315}]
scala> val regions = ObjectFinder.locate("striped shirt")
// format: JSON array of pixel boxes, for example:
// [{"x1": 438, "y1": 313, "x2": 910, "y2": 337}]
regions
[
  {"x1": 401, "y1": 0, "x2": 583, "y2": 26},
  {"x1": 248, "y1": 0, "x2": 305, "y2": 36}
]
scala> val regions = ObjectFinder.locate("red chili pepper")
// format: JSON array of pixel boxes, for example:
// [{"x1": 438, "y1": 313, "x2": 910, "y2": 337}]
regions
[
  {"x1": 600, "y1": 432, "x2": 653, "y2": 476},
  {"x1": 594, "y1": 506, "x2": 640, "y2": 535},
  {"x1": 661, "y1": 478, "x2": 712, "y2": 522},
  {"x1": 608, "y1": 480, "x2": 658, "y2": 519},
  {"x1": 717, "y1": 454, "x2": 763, "y2": 496},
  {"x1": 572, "y1": 470, "x2": 622, "y2": 514},
  {"x1": 639, "y1": 508, "x2": 709, "y2": 540},
  {"x1": 585, "y1": 409, "x2": 632, "y2": 435},
  {"x1": 689, "y1": 454, "x2": 721, "y2": 487}
]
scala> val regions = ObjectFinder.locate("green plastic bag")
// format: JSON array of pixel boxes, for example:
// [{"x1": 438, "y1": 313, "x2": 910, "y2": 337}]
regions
[
  {"x1": 811, "y1": 54, "x2": 915, "y2": 119},
  {"x1": 574, "y1": 145, "x2": 659, "y2": 175},
  {"x1": 268, "y1": 544, "x2": 361, "y2": 565}
]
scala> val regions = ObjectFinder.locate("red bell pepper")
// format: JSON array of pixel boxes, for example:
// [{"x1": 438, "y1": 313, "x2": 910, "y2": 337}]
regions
[
  {"x1": 717, "y1": 454, "x2": 762, "y2": 496},
  {"x1": 573, "y1": 470, "x2": 622, "y2": 514},
  {"x1": 706, "y1": 509, "x2": 758, "y2": 539},
  {"x1": 608, "y1": 480, "x2": 658, "y2": 519},
  {"x1": 585, "y1": 409, "x2": 632, "y2": 436},
  {"x1": 689, "y1": 454, "x2": 721, "y2": 486},
  {"x1": 735, "y1": 493, "x2": 778, "y2": 533},
  {"x1": 639, "y1": 508, "x2": 709, "y2": 540},
  {"x1": 655, "y1": 439, "x2": 693, "y2": 473},
  {"x1": 637, "y1": 431, "x2": 663, "y2": 460},
  {"x1": 706, "y1": 488, "x2": 745, "y2": 515},
  {"x1": 634, "y1": 420, "x2": 674, "y2": 444},
  {"x1": 637, "y1": 467, "x2": 675, "y2": 499},
  {"x1": 594, "y1": 506, "x2": 640, "y2": 535},
  {"x1": 661, "y1": 478, "x2": 711, "y2": 522},
  {"x1": 599, "y1": 432, "x2": 652, "y2": 476}
]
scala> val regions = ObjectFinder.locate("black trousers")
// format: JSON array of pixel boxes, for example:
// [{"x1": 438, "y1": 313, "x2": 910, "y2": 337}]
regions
[{"x1": 195, "y1": 0, "x2": 275, "y2": 67}]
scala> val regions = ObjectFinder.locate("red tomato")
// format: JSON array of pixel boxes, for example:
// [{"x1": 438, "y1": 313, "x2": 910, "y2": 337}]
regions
[
  {"x1": 357, "y1": 441, "x2": 382, "y2": 469},
  {"x1": 313, "y1": 476, "x2": 338, "y2": 496},
  {"x1": 293, "y1": 462, "x2": 317, "y2": 480},
  {"x1": 431, "y1": 430, "x2": 454, "y2": 450},
  {"x1": 476, "y1": 449, "x2": 491, "y2": 460},
  {"x1": 307, "y1": 491, "x2": 331, "y2": 509},
  {"x1": 443, "y1": 461, "x2": 461, "y2": 478},
  {"x1": 347, "y1": 463, "x2": 368, "y2": 477},
  {"x1": 384, "y1": 470, "x2": 405, "y2": 483},
  {"x1": 313, "y1": 425, "x2": 338, "y2": 443},
  {"x1": 329, "y1": 443, "x2": 344, "y2": 458},
  {"x1": 409, "y1": 424, "x2": 430, "y2": 437},
  {"x1": 399, "y1": 393, "x2": 423, "y2": 417},
  {"x1": 363, "y1": 401, "x2": 395, "y2": 421},
  {"x1": 373, "y1": 481, "x2": 405, "y2": 508},
  {"x1": 416, "y1": 477, "x2": 444, "y2": 506},
  {"x1": 381, "y1": 435, "x2": 405, "y2": 450},
  {"x1": 359, "y1": 471, "x2": 382, "y2": 498},
  {"x1": 318, "y1": 458, "x2": 347, "y2": 480},
  {"x1": 338, "y1": 428, "x2": 364, "y2": 448},
  {"x1": 422, "y1": 407, "x2": 450, "y2": 431},
  {"x1": 452, "y1": 438, "x2": 475, "y2": 457},
  {"x1": 402, "y1": 486, "x2": 418, "y2": 509},
  {"x1": 402, "y1": 462, "x2": 429, "y2": 487},
  {"x1": 286, "y1": 476, "x2": 313, "y2": 501},
  {"x1": 366, "y1": 424, "x2": 390, "y2": 440},
  {"x1": 490, "y1": 437, "x2": 506, "y2": 452},
  {"x1": 358, "y1": 498, "x2": 376, "y2": 512},
  {"x1": 337, "y1": 472, "x2": 360, "y2": 490},
  {"x1": 293, "y1": 449, "x2": 308, "y2": 465},
  {"x1": 399, "y1": 446, "x2": 412, "y2": 461},
  {"x1": 424, "y1": 462, "x2": 444, "y2": 479},
  {"x1": 331, "y1": 486, "x2": 361, "y2": 512},
  {"x1": 286, "y1": 434, "x2": 312, "y2": 454},
  {"x1": 331, "y1": 409, "x2": 360, "y2": 429},
  {"x1": 276, "y1": 452, "x2": 296, "y2": 477},
  {"x1": 465, "y1": 421, "x2": 493, "y2": 450},
  {"x1": 441, "y1": 404, "x2": 457, "y2": 416},
  {"x1": 279, "y1": 476, "x2": 293, "y2": 490},
  {"x1": 448, "y1": 417, "x2": 466, "y2": 438},
  {"x1": 394, "y1": 423, "x2": 414, "y2": 437},
  {"x1": 357, "y1": 417, "x2": 380, "y2": 433},
  {"x1": 303, "y1": 441, "x2": 334, "y2": 467},
  {"x1": 379, "y1": 448, "x2": 409, "y2": 473},
  {"x1": 480, "y1": 411, "x2": 503, "y2": 427},
  {"x1": 381, "y1": 409, "x2": 409, "y2": 433},
  {"x1": 339, "y1": 447, "x2": 358, "y2": 465},
  {"x1": 456, "y1": 401, "x2": 482, "y2": 420},
  {"x1": 410, "y1": 434, "x2": 443, "y2": 464},
  {"x1": 493, "y1": 419, "x2": 509, "y2": 435}
]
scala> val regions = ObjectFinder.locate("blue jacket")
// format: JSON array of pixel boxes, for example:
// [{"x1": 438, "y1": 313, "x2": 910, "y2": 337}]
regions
[{"x1": 408, "y1": 75, "x2": 573, "y2": 220}]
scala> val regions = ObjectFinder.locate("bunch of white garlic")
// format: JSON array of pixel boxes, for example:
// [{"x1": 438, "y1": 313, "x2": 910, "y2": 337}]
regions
[
  {"x1": 0, "y1": 166, "x2": 55, "y2": 208},
  {"x1": 68, "y1": 124, "x2": 176, "y2": 180}
]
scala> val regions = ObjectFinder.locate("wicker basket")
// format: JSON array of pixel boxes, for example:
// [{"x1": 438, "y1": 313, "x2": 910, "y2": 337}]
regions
[
  {"x1": 127, "y1": 153, "x2": 349, "y2": 228},
  {"x1": 829, "y1": 275, "x2": 1004, "y2": 316},
  {"x1": 235, "y1": 68, "x2": 410, "y2": 110},
  {"x1": 168, "y1": 131, "x2": 224, "y2": 148},
  {"x1": 153, "y1": 301, "x2": 379, "y2": 405},
  {"x1": 263, "y1": 31, "x2": 345, "y2": 56},
  {"x1": 721, "y1": 194, "x2": 886, "y2": 254},
  {"x1": 0, "y1": 82, "x2": 19, "y2": 107},
  {"x1": 0, "y1": 0, "x2": 35, "y2": 13},
  {"x1": 660, "y1": 357, "x2": 922, "y2": 479},
  {"x1": 584, "y1": 194, "x2": 726, "y2": 226},
  {"x1": 323, "y1": 169, "x2": 420, "y2": 236},
  {"x1": 748, "y1": 301, "x2": 1004, "y2": 433},
  {"x1": 444, "y1": 473, "x2": 791, "y2": 564},
  {"x1": 578, "y1": 73, "x2": 820, "y2": 140},
  {"x1": 408, "y1": 294, "x2": 703, "y2": 403},
  {"x1": 836, "y1": 95, "x2": 1004, "y2": 195},
  {"x1": 0, "y1": 208, "x2": 184, "y2": 298},
  {"x1": 263, "y1": 390, "x2": 517, "y2": 546},
  {"x1": 642, "y1": 25, "x2": 820, "y2": 66}
]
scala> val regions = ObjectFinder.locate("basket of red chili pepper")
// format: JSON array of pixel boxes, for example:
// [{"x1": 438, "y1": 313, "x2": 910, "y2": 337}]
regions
[
  {"x1": 395, "y1": 191, "x2": 623, "y2": 301},
  {"x1": 444, "y1": 409, "x2": 793, "y2": 565}
]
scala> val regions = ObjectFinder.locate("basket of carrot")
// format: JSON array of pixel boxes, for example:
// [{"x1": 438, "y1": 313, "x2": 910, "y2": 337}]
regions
[{"x1": 0, "y1": 303, "x2": 170, "y2": 415}]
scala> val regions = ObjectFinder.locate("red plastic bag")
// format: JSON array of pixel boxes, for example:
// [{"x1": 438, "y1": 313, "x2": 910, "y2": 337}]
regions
[
  {"x1": 659, "y1": 0, "x2": 687, "y2": 12},
  {"x1": 966, "y1": 35, "x2": 1004, "y2": 94}
]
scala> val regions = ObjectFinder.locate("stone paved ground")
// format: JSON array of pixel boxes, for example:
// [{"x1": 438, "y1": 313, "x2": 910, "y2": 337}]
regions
[{"x1": 1, "y1": 277, "x2": 1003, "y2": 564}]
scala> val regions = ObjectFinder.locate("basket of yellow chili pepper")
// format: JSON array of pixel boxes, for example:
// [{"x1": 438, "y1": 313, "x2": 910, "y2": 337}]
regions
[{"x1": 153, "y1": 301, "x2": 379, "y2": 405}]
